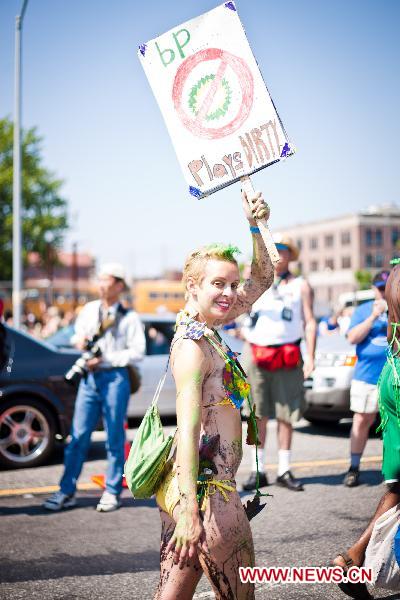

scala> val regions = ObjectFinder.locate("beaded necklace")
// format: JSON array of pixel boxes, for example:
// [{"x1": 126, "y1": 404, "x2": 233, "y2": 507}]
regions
[{"x1": 175, "y1": 309, "x2": 250, "y2": 410}]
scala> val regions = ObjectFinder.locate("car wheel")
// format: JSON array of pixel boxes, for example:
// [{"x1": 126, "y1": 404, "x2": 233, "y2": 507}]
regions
[{"x1": 0, "y1": 398, "x2": 56, "y2": 468}]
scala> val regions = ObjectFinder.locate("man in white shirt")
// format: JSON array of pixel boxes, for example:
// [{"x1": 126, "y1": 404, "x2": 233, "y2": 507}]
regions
[
  {"x1": 43, "y1": 263, "x2": 145, "y2": 512},
  {"x1": 242, "y1": 235, "x2": 316, "y2": 492}
]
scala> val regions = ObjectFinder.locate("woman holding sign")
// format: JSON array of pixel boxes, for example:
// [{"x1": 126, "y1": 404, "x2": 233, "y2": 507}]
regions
[{"x1": 154, "y1": 189, "x2": 273, "y2": 600}]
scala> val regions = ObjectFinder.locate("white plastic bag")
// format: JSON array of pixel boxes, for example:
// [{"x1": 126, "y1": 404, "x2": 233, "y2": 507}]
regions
[{"x1": 364, "y1": 503, "x2": 400, "y2": 591}]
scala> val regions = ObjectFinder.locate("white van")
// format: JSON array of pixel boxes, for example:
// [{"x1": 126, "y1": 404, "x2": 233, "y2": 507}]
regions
[
  {"x1": 304, "y1": 288, "x2": 377, "y2": 425},
  {"x1": 337, "y1": 289, "x2": 375, "y2": 309}
]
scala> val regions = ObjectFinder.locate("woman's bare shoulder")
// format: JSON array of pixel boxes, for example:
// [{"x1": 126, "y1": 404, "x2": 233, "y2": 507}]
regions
[{"x1": 171, "y1": 332, "x2": 211, "y2": 375}]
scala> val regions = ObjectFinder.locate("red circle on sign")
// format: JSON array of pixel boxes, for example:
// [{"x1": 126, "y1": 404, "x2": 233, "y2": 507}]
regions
[{"x1": 172, "y1": 48, "x2": 254, "y2": 140}]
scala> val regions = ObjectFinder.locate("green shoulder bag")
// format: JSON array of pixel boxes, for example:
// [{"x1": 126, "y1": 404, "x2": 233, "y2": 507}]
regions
[{"x1": 124, "y1": 364, "x2": 176, "y2": 499}]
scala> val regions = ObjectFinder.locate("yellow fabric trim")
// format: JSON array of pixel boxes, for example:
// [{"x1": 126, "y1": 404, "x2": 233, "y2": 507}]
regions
[{"x1": 197, "y1": 479, "x2": 236, "y2": 511}]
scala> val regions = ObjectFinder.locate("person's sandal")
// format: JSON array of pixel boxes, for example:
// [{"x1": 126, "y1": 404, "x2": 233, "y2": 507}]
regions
[{"x1": 334, "y1": 551, "x2": 373, "y2": 600}]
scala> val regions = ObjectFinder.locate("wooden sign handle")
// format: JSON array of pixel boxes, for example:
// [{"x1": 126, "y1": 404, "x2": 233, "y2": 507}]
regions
[{"x1": 240, "y1": 176, "x2": 281, "y2": 266}]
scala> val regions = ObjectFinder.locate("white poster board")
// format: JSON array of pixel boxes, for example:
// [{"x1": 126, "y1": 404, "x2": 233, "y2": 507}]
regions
[{"x1": 138, "y1": 1, "x2": 294, "y2": 198}]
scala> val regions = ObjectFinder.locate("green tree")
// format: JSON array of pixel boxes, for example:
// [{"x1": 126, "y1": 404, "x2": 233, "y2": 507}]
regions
[
  {"x1": 0, "y1": 117, "x2": 68, "y2": 281},
  {"x1": 354, "y1": 269, "x2": 372, "y2": 290}
]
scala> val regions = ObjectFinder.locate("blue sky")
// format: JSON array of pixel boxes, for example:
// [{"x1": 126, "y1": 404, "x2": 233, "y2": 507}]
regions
[{"x1": 1, "y1": 0, "x2": 399, "y2": 277}]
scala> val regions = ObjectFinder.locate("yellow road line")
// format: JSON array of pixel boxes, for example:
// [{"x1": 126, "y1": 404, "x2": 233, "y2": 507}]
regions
[
  {"x1": 0, "y1": 481, "x2": 100, "y2": 497},
  {"x1": 265, "y1": 455, "x2": 381, "y2": 470},
  {"x1": 0, "y1": 456, "x2": 382, "y2": 498}
]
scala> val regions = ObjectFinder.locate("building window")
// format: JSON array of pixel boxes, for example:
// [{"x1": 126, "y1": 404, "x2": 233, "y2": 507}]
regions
[
  {"x1": 296, "y1": 239, "x2": 302, "y2": 250},
  {"x1": 309, "y1": 237, "x2": 318, "y2": 250},
  {"x1": 297, "y1": 261, "x2": 302, "y2": 273},
  {"x1": 310, "y1": 260, "x2": 318, "y2": 272},
  {"x1": 325, "y1": 258, "x2": 334, "y2": 270},
  {"x1": 375, "y1": 229, "x2": 383, "y2": 247},
  {"x1": 341, "y1": 231, "x2": 351, "y2": 245},
  {"x1": 324, "y1": 234, "x2": 334, "y2": 247},
  {"x1": 341, "y1": 256, "x2": 351, "y2": 269},
  {"x1": 366, "y1": 254, "x2": 373, "y2": 268},
  {"x1": 375, "y1": 254, "x2": 384, "y2": 268},
  {"x1": 392, "y1": 228, "x2": 400, "y2": 247},
  {"x1": 365, "y1": 229, "x2": 373, "y2": 246}
]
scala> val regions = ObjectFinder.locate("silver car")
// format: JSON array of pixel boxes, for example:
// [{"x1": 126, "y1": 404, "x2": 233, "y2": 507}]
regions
[
  {"x1": 128, "y1": 314, "x2": 176, "y2": 417},
  {"x1": 303, "y1": 333, "x2": 356, "y2": 425}
]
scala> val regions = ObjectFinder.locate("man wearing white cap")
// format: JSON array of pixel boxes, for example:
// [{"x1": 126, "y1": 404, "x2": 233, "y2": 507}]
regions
[
  {"x1": 242, "y1": 235, "x2": 317, "y2": 492},
  {"x1": 43, "y1": 263, "x2": 145, "y2": 512}
]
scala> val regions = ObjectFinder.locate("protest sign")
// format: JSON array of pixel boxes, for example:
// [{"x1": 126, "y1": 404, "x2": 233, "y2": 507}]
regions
[{"x1": 138, "y1": 1, "x2": 294, "y2": 199}]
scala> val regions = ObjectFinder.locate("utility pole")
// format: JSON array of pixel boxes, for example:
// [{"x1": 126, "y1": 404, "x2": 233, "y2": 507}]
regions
[
  {"x1": 12, "y1": 0, "x2": 30, "y2": 329},
  {"x1": 71, "y1": 242, "x2": 78, "y2": 309}
]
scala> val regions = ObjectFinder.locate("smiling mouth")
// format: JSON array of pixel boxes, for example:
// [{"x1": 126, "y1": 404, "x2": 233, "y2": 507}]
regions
[{"x1": 215, "y1": 301, "x2": 231, "y2": 311}]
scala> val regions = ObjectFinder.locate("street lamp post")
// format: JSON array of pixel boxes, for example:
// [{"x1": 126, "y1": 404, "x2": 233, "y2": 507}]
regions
[
  {"x1": 71, "y1": 242, "x2": 79, "y2": 309},
  {"x1": 12, "y1": 0, "x2": 29, "y2": 330},
  {"x1": 44, "y1": 231, "x2": 55, "y2": 307}
]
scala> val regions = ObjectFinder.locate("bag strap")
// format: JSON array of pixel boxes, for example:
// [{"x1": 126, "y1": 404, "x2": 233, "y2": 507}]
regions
[{"x1": 151, "y1": 334, "x2": 183, "y2": 407}]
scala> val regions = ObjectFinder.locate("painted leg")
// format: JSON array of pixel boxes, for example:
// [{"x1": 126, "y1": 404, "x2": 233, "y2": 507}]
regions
[
  {"x1": 155, "y1": 508, "x2": 203, "y2": 600},
  {"x1": 199, "y1": 492, "x2": 255, "y2": 600}
]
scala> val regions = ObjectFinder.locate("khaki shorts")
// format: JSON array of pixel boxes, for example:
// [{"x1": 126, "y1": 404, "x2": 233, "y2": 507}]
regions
[
  {"x1": 242, "y1": 343, "x2": 306, "y2": 424},
  {"x1": 350, "y1": 379, "x2": 379, "y2": 414}
]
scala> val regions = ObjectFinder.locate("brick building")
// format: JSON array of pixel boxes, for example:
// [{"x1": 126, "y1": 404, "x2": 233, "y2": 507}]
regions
[
  {"x1": 277, "y1": 204, "x2": 400, "y2": 315},
  {"x1": 24, "y1": 250, "x2": 96, "y2": 308}
]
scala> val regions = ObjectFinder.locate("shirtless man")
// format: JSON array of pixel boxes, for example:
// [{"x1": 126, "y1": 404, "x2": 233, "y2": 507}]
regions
[{"x1": 154, "y1": 190, "x2": 273, "y2": 599}]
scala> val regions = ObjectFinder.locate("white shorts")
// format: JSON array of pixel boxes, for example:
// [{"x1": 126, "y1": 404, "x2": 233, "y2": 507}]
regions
[{"x1": 350, "y1": 379, "x2": 379, "y2": 414}]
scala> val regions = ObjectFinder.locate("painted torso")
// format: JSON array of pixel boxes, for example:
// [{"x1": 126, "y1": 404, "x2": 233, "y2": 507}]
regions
[
  {"x1": 172, "y1": 313, "x2": 249, "y2": 480},
  {"x1": 199, "y1": 335, "x2": 243, "y2": 480}
]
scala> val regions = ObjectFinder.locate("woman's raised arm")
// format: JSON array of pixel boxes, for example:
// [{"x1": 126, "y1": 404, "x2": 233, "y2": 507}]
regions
[{"x1": 227, "y1": 190, "x2": 274, "y2": 321}]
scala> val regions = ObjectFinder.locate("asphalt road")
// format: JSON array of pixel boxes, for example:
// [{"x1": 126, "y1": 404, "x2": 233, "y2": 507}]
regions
[{"x1": 0, "y1": 419, "x2": 399, "y2": 600}]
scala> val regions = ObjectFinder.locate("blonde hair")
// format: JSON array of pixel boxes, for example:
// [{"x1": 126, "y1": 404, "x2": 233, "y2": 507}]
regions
[{"x1": 182, "y1": 244, "x2": 241, "y2": 297}]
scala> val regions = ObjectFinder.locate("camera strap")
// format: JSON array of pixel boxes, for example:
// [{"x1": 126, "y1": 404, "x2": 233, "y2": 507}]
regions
[{"x1": 97, "y1": 304, "x2": 120, "y2": 338}]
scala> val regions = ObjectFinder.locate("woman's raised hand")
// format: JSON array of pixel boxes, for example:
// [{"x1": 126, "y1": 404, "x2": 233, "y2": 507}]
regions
[{"x1": 241, "y1": 189, "x2": 270, "y2": 225}]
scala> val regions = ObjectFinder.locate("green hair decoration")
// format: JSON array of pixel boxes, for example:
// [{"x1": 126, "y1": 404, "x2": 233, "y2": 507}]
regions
[
  {"x1": 390, "y1": 258, "x2": 400, "y2": 266},
  {"x1": 204, "y1": 243, "x2": 241, "y2": 262}
]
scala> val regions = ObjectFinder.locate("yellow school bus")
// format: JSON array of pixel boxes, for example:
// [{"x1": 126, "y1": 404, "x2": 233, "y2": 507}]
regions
[{"x1": 132, "y1": 280, "x2": 185, "y2": 314}]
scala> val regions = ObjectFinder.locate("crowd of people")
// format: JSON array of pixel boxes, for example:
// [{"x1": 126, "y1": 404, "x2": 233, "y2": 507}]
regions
[{"x1": 3, "y1": 303, "x2": 77, "y2": 340}]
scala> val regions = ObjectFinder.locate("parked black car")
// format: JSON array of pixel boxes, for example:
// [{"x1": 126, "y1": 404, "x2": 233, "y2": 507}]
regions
[{"x1": 0, "y1": 325, "x2": 80, "y2": 469}]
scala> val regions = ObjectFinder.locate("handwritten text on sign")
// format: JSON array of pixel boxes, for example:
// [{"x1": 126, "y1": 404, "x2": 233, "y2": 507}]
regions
[{"x1": 139, "y1": 2, "x2": 293, "y2": 198}]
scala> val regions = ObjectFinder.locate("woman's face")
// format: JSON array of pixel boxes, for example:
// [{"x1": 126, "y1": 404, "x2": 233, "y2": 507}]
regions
[{"x1": 188, "y1": 259, "x2": 240, "y2": 325}]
